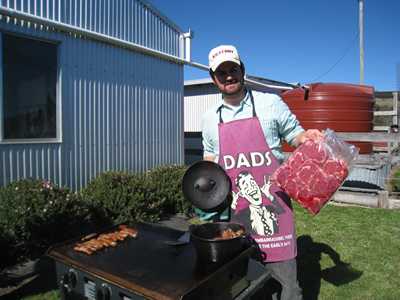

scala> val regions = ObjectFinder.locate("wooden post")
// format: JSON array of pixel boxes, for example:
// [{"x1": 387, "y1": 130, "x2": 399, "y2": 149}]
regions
[
  {"x1": 393, "y1": 92, "x2": 399, "y2": 127},
  {"x1": 359, "y1": 0, "x2": 364, "y2": 84},
  {"x1": 377, "y1": 191, "x2": 389, "y2": 208},
  {"x1": 332, "y1": 191, "x2": 378, "y2": 207},
  {"x1": 390, "y1": 198, "x2": 400, "y2": 209},
  {"x1": 393, "y1": 92, "x2": 399, "y2": 151},
  {"x1": 387, "y1": 126, "x2": 392, "y2": 156}
]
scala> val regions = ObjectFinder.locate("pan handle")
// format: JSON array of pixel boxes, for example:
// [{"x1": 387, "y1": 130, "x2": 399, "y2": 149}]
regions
[
  {"x1": 194, "y1": 177, "x2": 216, "y2": 192},
  {"x1": 243, "y1": 235, "x2": 267, "y2": 262}
]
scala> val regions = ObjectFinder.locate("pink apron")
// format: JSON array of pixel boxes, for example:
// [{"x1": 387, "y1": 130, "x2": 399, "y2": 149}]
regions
[{"x1": 218, "y1": 91, "x2": 296, "y2": 262}]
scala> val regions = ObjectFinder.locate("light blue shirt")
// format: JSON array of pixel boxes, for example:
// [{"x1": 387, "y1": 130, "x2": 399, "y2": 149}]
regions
[{"x1": 201, "y1": 89, "x2": 304, "y2": 164}]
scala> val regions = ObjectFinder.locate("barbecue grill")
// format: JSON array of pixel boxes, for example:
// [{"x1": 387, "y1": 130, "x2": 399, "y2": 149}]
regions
[{"x1": 48, "y1": 222, "x2": 270, "y2": 300}]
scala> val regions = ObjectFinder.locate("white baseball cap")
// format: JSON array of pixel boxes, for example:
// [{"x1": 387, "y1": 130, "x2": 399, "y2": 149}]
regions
[{"x1": 208, "y1": 45, "x2": 241, "y2": 72}]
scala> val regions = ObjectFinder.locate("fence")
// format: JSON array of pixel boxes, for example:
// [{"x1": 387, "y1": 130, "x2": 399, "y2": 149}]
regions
[
  {"x1": 334, "y1": 131, "x2": 400, "y2": 209},
  {"x1": 373, "y1": 91, "x2": 399, "y2": 153}
]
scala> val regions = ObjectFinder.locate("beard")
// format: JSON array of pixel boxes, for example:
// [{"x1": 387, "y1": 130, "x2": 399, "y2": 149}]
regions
[{"x1": 221, "y1": 80, "x2": 245, "y2": 96}]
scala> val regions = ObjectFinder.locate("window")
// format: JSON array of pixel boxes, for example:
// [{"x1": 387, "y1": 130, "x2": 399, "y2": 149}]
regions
[{"x1": 2, "y1": 33, "x2": 58, "y2": 140}]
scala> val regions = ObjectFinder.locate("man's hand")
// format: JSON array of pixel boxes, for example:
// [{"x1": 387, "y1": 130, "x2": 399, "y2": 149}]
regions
[{"x1": 293, "y1": 129, "x2": 323, "y2": 147}]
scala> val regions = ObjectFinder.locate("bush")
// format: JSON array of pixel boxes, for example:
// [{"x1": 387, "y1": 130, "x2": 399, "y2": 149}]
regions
[
  {"x1": 0, "y1": 179, "x2": 90, "y2": 266},
  {"x1": 388, "y1": 165, "x2": 400, "y2": 192},
  {"x1": 82, "y1": 172, "x2": 163, "y2": 224},
  {"x1": 81, "y1": 165, "x2": 190, "y2": 225},
  {"x1": 146, "y1": 165, "x2": 190, "y2": 215},
  {"x1": 0, "y1": 224, "x2": 13, "y2": 268}
]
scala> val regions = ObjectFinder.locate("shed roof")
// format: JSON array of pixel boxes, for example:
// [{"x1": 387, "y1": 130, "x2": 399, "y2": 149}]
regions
[{"x1": 139, "y1": 0, "x2": 184, "y2": 33}]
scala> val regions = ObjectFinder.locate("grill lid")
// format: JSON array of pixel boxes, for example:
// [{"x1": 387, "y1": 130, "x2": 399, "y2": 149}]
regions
[{"x1": 182, "y1": 160, "x2": 231, "y2": 212}]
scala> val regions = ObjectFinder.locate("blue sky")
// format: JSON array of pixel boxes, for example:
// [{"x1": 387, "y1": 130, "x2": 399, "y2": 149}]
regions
[{"x1": 150, "y1": 0, "x2": 400, "y2": 91}]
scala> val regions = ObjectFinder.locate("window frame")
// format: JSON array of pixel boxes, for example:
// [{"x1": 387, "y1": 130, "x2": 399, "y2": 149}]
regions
[{"x1": 0, "y1": 31, "x2": 62, "y2": 144}]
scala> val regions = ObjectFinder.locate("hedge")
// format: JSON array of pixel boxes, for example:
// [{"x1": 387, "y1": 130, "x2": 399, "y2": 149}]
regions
[
  {"x1": 146, "y1": 165, "x2": 190, "y2": 215},
  {"x1": 81, "y1": 165, "x2": 190, "y2": 225},
  {"x1": 388, "y1": 165, "x2": 400, "y2": 192},
  {"x1": 0, "y1": 179, "x2": 90, "y2": 267}
]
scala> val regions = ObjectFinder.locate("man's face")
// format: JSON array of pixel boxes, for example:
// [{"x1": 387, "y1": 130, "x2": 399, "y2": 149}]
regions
[
  {"x1": 212, "y1": 61, "x2": 244, "y2": 96},
  {"x1": 238, "y1": 174, "x2": 262, "y2": 206}
]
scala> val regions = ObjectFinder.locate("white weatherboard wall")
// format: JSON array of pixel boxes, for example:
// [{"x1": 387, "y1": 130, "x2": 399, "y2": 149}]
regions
[
  {"x1": 184, "y1": 83, "x2": 220, "y2": 133},
  {"x1": 0, "y1": 1, "x2": 184, "y2": 190}
]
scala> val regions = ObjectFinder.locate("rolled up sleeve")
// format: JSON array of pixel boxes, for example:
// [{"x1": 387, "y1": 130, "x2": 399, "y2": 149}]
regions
[{"x1": 276, "y1": 97, "x2": 304, "y2": 146}]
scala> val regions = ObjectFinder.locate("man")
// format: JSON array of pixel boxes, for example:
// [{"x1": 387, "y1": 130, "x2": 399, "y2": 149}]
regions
[{"x1": 201, "y1": 45, "x2": 322, "y2": 300}]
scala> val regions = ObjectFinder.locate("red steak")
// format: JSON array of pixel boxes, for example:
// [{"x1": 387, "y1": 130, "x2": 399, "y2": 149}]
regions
[
  {"x1": 272, "y1": 139, "x2": 350, "y2": 215},
  {"x1": 289, "y1": 151, "x2": 305, "y2": 170},
  {"x1": 296, "y1": 161, "x2": 320, "y2": 186},
  {"x1": 301, "y1": 140, "x2": 328, "y2": 164},
  {"x1": 276, "y1": 166, "x2": 291, "y2": 186},
  {"x1": 284, "y1": 178, "x2": 299, "y2": 199},
  {"x1": 324, "y1": 159, "x2": 349, "y2": 181}
]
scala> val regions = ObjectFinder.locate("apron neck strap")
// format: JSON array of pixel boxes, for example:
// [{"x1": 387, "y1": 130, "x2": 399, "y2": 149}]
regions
[{"x1": 218, "y1": 90, "x2": 256, "y2": 124}]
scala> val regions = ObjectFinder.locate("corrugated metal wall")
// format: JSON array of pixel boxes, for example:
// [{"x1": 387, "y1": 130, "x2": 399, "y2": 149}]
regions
[
  {"x1": 346, "y1": 163, "x2": 391, "y2": 189},
  {"x1": 0, "y1": 2, "x2": 184, "y2": 190},
  {"x1": 184, "y1": 84, "x2": 220, "y2": 132},
  {"x1": 0, "y1": 0, "x2": 182, "y2": 57}
]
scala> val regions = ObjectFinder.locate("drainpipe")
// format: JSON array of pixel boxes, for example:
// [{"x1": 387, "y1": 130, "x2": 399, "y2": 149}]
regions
[{"x1": 182, "y1": 29, "x2": 193, "y2": 62}]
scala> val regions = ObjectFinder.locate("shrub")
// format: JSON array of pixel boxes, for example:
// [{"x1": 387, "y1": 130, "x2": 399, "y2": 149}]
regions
[
  {"x1": 0, "y1": 179, "x2": 90, "y2": 266},
  {"x1": 81, "y1": 165, "x2": 190, "y2": 225},
  {"x1": 82, "y1": 172, "x2": 164, "y2": 224},
  {"x1": 146, "y1": 164, "x2": 190, "y2": 215},
  {"x1": 0, "y1": 224, "x2": 13, "y2": 268},
  {"x1": 388, "y1": 165, "x2": 400, "y2": 192}
]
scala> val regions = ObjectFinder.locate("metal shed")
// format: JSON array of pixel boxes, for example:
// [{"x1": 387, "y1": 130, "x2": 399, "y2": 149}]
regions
[{"x1": 0, "y1": 0, "x2": 191, "y2": 190}]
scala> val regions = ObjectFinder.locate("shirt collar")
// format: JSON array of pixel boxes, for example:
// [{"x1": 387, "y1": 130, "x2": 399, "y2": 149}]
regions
[{"x1": 215, "y1": 89, "x2": 251, "y2": 112}]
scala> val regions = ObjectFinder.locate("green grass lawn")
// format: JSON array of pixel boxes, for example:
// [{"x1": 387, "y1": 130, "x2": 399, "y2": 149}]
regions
[
  {"x1": 295, "y1": 203, "x2": 400, "y2": 300},
  {"x1": 6, "y1": 203, "x2": 400, "y2": 300}
]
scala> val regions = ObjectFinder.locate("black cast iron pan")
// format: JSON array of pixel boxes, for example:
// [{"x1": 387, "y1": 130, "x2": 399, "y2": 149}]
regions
[
  {"x1": 189, "y1": 222, "x2": 247, "y2": 264},
  {"x1": 182, "y1": 160, "x2": 231, "y2": 213}
]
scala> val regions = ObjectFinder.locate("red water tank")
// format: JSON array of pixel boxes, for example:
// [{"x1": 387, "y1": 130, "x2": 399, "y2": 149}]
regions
[{"x1": 281, "y1": 83, "x2": 375, "y2": 154}]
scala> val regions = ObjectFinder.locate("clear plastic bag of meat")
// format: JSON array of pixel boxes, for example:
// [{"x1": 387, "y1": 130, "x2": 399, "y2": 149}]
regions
[{"x1": 272, "y1": 129, "x2": 359, "y2": 215}]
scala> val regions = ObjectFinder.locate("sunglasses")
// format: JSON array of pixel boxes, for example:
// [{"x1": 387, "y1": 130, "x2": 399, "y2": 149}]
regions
[{"x1": 214, "y1": 66, "x2": 241, "y2": 78}]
